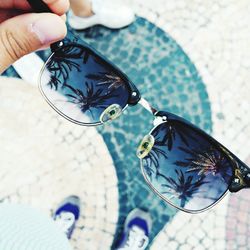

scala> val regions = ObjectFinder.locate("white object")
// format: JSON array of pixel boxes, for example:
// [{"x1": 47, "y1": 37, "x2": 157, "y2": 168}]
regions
[
  {"x1": 116, "y1": 209, "x2": 151, "y2": 250},
  {"x1": 54, "y1": 212, "x2": 75, "y2": 237},
  {"x1": 68, "y1": 0, "x2": 135, "y2": 30},
  {"x1": 13, "y1": 53, "x2": 44, "y2": 86},
  {"x1": 119, "y1": 226, "x2": 149, "y2": 250}
]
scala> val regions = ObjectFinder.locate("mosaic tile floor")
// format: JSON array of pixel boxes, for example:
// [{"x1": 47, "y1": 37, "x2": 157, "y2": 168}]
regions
[
  {"x1": 1, "y1": 0, "x2": 250, "y2": 249},
  {"x1": 0, "y1": 77, "x2": 119, "y2": 250}
]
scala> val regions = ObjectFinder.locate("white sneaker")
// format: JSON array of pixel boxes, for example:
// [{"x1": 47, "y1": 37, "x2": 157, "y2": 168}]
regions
[
  {"x1": 115, "y1": 208, "x2": 152, "y2": 250},
  {"x1": 53, "y1": 195, "x2": 81, "y2": 239},
  {"x1": 118, "y1": 226, "x2": 149, "y2": 250},
  {"x1": 68, "y1": 0, "x2": 135, "y2": 30}
]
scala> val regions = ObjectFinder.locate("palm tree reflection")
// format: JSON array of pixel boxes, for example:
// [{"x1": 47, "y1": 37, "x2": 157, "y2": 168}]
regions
[
  {"x1": 86, "y1": 72, "x2": 126, "y2": 91},
  {"x1": 159, "y1": 170, "x2": 207, "y2": 208},
  {"x1": 174, "y1": 146, "x2": 230, "y2": 177},
  {"x1": 64, "y1": 82, "x2": 118, "y2": 118},
  {"x1": 152, "y1": 121, "x2": 196, "y2": 151}
]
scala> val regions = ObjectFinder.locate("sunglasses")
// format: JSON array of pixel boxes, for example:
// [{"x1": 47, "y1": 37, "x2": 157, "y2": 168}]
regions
[{"x1": 29, "y1": 0, "x2": 250, "y2": 213}]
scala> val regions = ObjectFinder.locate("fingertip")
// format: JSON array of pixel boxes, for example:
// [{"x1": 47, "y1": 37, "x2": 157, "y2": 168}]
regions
[
  {"x1": 43, "y1": 0, "x2": 70, "y2": 16},
  {"x1": 27, "y1": 13, "x2": 67, "y2": 45}
]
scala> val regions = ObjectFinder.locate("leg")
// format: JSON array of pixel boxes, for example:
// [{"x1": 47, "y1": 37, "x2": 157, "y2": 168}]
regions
[
  {"x1": 70, "y1": 0, "x2": 93, "y2": 17},
  {"x1": 0, "y1": 204, "x2": 72, "y2": 250},
  {"x1": 68, "y1": 0, "x2": 135, "y2": 30}
]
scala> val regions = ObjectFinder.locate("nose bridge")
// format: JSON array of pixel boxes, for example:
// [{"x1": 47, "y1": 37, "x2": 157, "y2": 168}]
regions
[{"x1": 138, "y1": 98, "x2": 158, "y2": 115}]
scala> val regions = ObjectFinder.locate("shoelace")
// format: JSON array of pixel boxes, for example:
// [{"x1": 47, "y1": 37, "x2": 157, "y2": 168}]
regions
[
  {"x1": 54, "y1": 212, "x2": 75, "y2": 237},
  {"x1": 119, "y1": 226, "x2": 149, "y2": 250}
]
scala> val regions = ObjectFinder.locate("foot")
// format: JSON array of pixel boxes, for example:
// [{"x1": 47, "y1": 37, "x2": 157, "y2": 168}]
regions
[
  {"x1": 115, "y1": 208, "x2": 152, "y2": 250},
  {"x1": 68, "y1": 0, "x2": 135, "y2": 30},
  {"x1": 53, "y1": 195, "x2": 80, "y2": 239}
]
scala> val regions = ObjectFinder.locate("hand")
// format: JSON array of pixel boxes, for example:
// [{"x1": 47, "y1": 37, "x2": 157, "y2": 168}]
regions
[{"x1": 0, "y1": 0, "x2": 70, "y2": 74}]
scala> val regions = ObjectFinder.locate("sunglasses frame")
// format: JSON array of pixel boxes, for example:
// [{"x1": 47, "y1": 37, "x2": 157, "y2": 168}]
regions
[
  {"x1": 39, "y1": 39, "x2": 250, "y2": 213},
  {"x1": 28, "y1": 0, "x2": 250, "y2": 211},
  {"x1": 39, "y1": 41, "x2": 141, "y2": 127}
]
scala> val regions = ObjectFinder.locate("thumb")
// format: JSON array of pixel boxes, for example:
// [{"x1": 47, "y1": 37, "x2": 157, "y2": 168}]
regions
[{"x1": 0, "y1": 13, "x2": 66, "y2": 73}]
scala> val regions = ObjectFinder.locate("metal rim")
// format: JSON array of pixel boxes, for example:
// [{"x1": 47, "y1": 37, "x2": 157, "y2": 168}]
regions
[
  {"x1": 138, "y1": 121, "x2": 230, "y2": 214},
  {"x1": 38, "y1": 53, "x2": 129, "y2": 127}
]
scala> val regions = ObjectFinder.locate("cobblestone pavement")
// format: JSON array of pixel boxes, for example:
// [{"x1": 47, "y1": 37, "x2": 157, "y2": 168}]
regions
[{"x1": 0, "y1": 77, "x2": 119, "y2": 250}]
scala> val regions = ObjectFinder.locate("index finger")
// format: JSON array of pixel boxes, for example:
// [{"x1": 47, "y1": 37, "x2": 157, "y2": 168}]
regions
[{"x1": 0, "y1": 0, "x2": 31, "y2": 10}]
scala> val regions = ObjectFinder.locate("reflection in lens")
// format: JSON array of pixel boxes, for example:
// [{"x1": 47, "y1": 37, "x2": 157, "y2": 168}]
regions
[
  {"x1": 140, "y1": 116, "x2": 233, "y2": 212},
  {"x1": 39, "y1": 44, "x2": 130, "y2": 125}
]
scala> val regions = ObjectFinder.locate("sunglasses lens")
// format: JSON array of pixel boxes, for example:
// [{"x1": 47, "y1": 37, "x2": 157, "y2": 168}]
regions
[
  {"x1": 140, "y1": 119, "x2": 233, "y2": 212},
  {"x1": 39, "y1": 44, "x2": 130, "y2": 125}
]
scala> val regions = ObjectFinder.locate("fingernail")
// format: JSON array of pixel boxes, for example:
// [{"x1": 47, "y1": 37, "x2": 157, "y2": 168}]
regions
[{"x1": 30, "y1": 16, "x2": 66, "y2": 45}]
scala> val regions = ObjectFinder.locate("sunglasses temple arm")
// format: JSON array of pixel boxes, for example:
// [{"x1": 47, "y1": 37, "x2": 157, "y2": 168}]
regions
[{"x1": 138, "y1": 97, "x2": 158, "y2": 116}]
